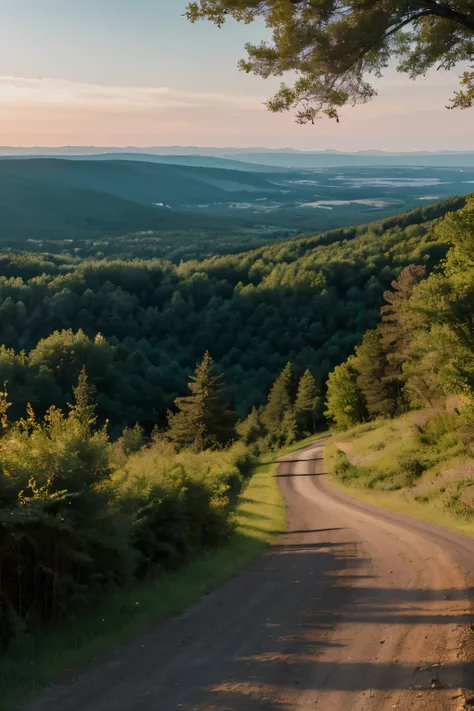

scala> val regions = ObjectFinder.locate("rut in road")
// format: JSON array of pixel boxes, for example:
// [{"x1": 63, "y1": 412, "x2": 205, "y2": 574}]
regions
[{"x1": 24, "y1": 441, "x2": 474, "y2": 711}]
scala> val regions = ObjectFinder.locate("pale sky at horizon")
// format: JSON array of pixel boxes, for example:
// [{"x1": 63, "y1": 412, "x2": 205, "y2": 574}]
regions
[{"x1": 0, "y1": 0, "x2": 472, "y2": 151}]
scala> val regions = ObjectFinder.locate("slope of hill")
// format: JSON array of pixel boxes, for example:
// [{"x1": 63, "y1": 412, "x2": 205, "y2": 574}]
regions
[
  {"x1": 67, "y1": 153, "x2": 280, "y2": 172},
  {"x1": 0, "y1": 158, "x2": 279, "y2": 206},
  {"x1": 0, "y1": 195, "x2": 467, "y2": 432},
  {"x1": 324, "y1": 195, "x2": 474, "y2": 544},
  {"x1": 0, "y1": 169, "x2": 232, "y2": 242}
]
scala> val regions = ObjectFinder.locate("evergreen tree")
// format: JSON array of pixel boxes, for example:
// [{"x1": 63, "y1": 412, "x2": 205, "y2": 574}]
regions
[
  {"x1": 355, "y1": 330, "x2": 397, "y2": 418},
  {"x1": 262, "y1": 362, "x2": 296, "y2": 446},
  {"x1": 167, "y1": 351, "x2": 235, "y2": 451},
  {"x1": 379, "y1": 264, "x2": 426, "y2": 404},
  {"x1": 294, "y1": 369, "x2": 320, "y2": 437},
  {"x1": 69, "y1": 366, "x2": 97, "y2": 432}
]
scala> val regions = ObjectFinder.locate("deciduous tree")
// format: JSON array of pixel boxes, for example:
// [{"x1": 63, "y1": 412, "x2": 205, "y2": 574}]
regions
[
  {"x1": 187, "y1": 0, "x2": 474, "y2": 122},
  {"x1": 325, "y1": 356, "x2": 367, "y2": 429}
]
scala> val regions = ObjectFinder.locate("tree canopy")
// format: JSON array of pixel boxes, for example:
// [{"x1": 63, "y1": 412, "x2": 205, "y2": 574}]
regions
[{"x1": 187, "y1": 0, "x2": 474, "y2": 122}]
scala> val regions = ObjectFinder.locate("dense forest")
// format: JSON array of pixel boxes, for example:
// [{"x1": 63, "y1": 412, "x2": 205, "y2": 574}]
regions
[
  {"x1": 325, "y1": 196, "x2": 474, "y2": 432},
  {"x1": 0, "y1": 196, "x2": 465, "y2": 434}
]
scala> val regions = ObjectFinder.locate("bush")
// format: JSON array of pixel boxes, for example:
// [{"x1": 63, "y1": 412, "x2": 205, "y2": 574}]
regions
[
  {"x1": 0, "y1": 382, "x2": 129, "y2": 650},
  {"x1": 396, "y1": 453, "x2": 426, "y2": 487},
  {"x1": 0, "y1": 383, "x2": 256, "y2": 650},
  {"x1": 111, "y1": 442, "x2": 244, "y2": 578},
  {"x1": 333, "y1": 450, "x2": 361, "y2": 482}
]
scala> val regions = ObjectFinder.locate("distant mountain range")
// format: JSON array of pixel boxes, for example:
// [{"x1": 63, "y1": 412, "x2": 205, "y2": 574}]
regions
[
  {"x1": 1, "y1": 146, "x2": 474, "y2": 156},
  {"x1": 2, "y1": 146, "x2": 474, "y2": 169}
]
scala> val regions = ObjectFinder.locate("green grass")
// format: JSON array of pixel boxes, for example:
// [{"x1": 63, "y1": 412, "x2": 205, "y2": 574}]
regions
[
  {"x1": 328, "y1": 470, "x2": 474, "y2": 538},
  {"x1": 325, "y1": 414, "x2": 474, "y2": 539},
  {"x1": 0, "y1": 454, "x2": 286, "y2": 711}
]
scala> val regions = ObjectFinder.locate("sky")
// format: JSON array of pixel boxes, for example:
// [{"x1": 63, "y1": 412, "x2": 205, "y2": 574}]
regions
[{"x1": 0, "y1": 0, "x2": 472, "y2": 151}]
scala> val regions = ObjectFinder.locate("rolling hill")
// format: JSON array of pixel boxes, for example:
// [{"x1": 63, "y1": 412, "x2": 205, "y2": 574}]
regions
[
  {"x1": 0, "y1": 158, "x2": 280, "y2": 206},
  {"x1": 0, "y1": 167, "x2": 234, "y2": 242}
]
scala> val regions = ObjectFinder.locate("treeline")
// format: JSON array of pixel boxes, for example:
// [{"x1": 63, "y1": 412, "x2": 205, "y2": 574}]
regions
[
  {"x1": 0, "y1": 197, "x2": 465, "y2": 433},
  {"x1": 325, "y1": 197, "x2": 474, "y2": 430}
]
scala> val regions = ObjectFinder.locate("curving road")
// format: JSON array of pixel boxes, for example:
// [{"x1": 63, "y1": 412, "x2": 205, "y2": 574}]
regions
[{"x1": 27, "y1": 440, "x2": 474, "y2": 711}]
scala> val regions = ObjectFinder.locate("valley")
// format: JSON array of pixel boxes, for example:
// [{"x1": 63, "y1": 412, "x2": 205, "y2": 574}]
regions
[{"x1": 1, "y1": 157, "x2": 473, "y2": 261}]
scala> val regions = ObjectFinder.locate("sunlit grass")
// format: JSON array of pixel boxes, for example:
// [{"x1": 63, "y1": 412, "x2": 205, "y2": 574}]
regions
[{"x1": 325, "y1": 415, "x2": 474, "y2": 539}]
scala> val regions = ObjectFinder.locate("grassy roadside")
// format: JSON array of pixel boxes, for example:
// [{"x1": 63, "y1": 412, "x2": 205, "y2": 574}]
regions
[
  {"x1": 1, "y1": 451, "x2": 288, "y2": 711},
  {"x1": 325, "y1": 414, "x2": 474, "y2": 539}
]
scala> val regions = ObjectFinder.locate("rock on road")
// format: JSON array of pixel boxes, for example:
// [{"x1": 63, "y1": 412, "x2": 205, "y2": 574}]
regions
[{"x1": 26, "y1": 441, "x2": 474, "y2": 711}]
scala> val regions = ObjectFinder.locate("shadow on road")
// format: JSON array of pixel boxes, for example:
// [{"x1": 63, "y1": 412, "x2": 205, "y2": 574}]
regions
[{"x1": 175, "y1": 522, "x2": 472, "y2": 710}]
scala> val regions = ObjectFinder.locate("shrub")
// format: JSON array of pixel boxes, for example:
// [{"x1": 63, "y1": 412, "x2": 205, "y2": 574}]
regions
[
  {"x1": 0, "y1": 379, "x2": 129, "y2": 649},
  {"x1": 333, "y1": 450, "x2": 362, "y2": 482},
  {"x1": 110, "y1": 442, "x2": 253, "y2": 578},
  {"x1": 0, "y1": 382, "x2": 256, "y2": 650},
  {"x1": 396, "y1": 453, "x2": 426, "y2": 487}
]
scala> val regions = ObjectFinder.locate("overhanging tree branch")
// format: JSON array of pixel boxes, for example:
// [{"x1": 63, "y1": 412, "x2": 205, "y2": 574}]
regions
[{"x1": 187, "y1": 0, "x2": 474, "y2": 121}]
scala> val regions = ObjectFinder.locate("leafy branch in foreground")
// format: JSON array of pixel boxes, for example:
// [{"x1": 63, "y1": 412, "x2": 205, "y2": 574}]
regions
[{"x1": 187, "y1": 0, "x2": 474, "y2": 122}]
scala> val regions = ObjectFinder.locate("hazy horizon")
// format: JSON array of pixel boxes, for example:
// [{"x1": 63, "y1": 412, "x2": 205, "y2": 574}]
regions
[{"x1": 0, "y1": 145, "x2": 474, "y2": 155}]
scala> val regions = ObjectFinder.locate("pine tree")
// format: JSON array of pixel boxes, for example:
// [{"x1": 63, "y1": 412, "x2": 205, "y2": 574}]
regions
[
  {"x1": 167, "y1": 351, "x2": 235, "y2": 451},
  {"x1": 379, "y1": 265, "x2": 426, "y2": 405},
  {"x1": 355, "y1": 330, "x2": 397, "y2": 418},
  {"x1": 294, "y1": 369, "x2": 320, "y2": 437},
  {"x1": 263, "y1": 362, "x2": 296, "y2": 446},
  {"x1": 70, "y1": 367, "x2": 97, "y2": 432}
]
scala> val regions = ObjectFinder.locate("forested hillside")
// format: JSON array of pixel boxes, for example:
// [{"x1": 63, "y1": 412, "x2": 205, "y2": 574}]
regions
[
  {"x1": 325, "y1": 197, "x2": 474, "y2": 525},
  {"x1": 0, "y1": 196, "x2": 466, "y2": 433}
]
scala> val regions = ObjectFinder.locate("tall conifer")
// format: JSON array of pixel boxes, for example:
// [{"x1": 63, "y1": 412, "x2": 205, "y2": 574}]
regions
[
  {"x1": 294, "y1": 369, "x2": 319, "y2": 436},
  {"x1": 355, "y1": 330, "x2": 397, "y2": 417},
  {"x1": 263, "y1": 362, "x2": 296, "y2": 446},
  {"x1": 167, "y1": 352, "x2": 235, "y2": 451}
]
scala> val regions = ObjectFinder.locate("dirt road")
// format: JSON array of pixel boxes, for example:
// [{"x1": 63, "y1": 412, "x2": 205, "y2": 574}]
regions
[{"x1": 26, "y1": 440, "x2": 474, "y2": 711}]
